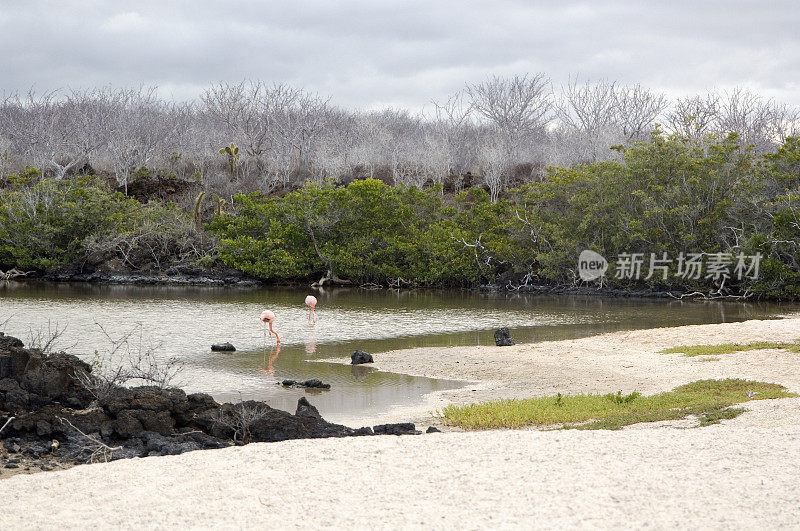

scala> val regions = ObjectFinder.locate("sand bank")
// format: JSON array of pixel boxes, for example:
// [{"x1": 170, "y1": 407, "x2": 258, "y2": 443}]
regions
[
  {"x1": 1, "y1": 403, "x2": 799, "y2": 529},
  {"x1": 326, "y1": 316, "x2": 800, "y2": 426},
  {"x1": 2, "y1": 317, "x2": 800, "y2": 529}
]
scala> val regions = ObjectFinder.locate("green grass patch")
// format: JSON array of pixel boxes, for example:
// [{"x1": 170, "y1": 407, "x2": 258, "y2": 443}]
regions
[
  {"x1": 439, "y1": 379, "x2": 795, "y2": 430},
  {"x1": 696, "y1": 407, "x2": 746, "y2": 427},
  {"x1": 661, "y1": 341, "x2": 800, "y2": 357}
]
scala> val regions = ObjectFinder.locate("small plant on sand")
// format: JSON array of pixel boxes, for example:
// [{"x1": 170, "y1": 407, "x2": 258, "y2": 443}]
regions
[
  {"x1": 661, "y1": 341, "x2": 800, "y2": 357},
  {"x1": 696, "y1": 407, "x2": 745, "y2": 427},
  {"x1": 439, "y1": 379, "x2": 796, "y2": 430},
  {"x1": 604, "y1": 390, "x2": 641, "y2": 404}
]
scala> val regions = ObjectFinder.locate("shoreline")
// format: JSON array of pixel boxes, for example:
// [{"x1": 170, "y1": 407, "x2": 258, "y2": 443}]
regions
[
  {"x1": 323, "y1": 315, "x2": 800, "y2": 427},
  {"x1": 5, "y1": 275, "x2": 784, "y2": 302}
]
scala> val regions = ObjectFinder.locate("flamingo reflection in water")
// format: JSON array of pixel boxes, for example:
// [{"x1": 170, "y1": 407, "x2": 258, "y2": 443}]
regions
[{"x1": 263, "y1": 343, "x2": 280, "y2": 376}]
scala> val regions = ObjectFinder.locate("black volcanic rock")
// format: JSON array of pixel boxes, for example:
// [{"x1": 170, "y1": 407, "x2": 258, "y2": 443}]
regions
[
  {"x1": 211, "y1": 343, "x2": 236, "y2": 352},
  {"x1": 351, "y1": 350, "x2": 374, "y2": 365},
  {"x1": 295, "y1": 397, "x2": 322, "y2": 419},
  {"x1": 0, "y1": 333, "x2": 385, "y2": 473},
  {"x1": 373, "y1": 422, "x2": 420, "y2": 435},
  {"x1": 494, "y1": 327, "x2": 515, "y2": 346},
  {"x1": 280, "y1": 379, "x2": 331, "y2": 390}
]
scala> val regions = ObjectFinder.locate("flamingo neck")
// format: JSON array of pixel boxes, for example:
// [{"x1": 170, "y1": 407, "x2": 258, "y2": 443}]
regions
[{"x1": 269, "y1": 322, "x2": 280, "y2": 343}]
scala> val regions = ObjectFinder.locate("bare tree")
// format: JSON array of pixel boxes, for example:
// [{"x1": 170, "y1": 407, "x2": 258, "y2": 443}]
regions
[
  {"x1": 716, "y1": 88, "x2": 800, "y2": 152},
  {"x1": 19, "y1": 89, "x2": 118, "y2": 179},
  {"x1": 1, "y1": 77, "x2": 798, "y2": 190},
  {"x1": 74, "y1": 322, "x2": 183, "y2": 402},
  {"x1": 214, "y1": 399, "x2": 270, "y2": 443},
  {"x1": 666, "y1": 93, "x2": 720, "y2": 140},
  {"x1": 557, "y1": 78, "x2": 621, "y2": 162},
  {"x1": 430, "y1": 91, "x2": 479, "y2": 178},
  {"x1": 314, "y1": 109, "x2": 359, "y2": 183},
  {"x1": 26, "y1": 320, "x2": 71, "y2": 354},
  {"x1": 202, "y1": 81, "x2": 278, "y2": 162},
  {"x1": 57, "y1": 416, "x2": 121, "y2": 463},
  {"x1": 0, "y1": 130, "x2": 11, "y2": 180},
  {"x1": 106, "y1": 87, "x2": 186, "y2": 194},
  {"x1": 558, "y1": 78, "x2": 618, "y2": 137},
  {"x1": 277, "y1": 90, "x2": 332, "y2": 173},
  {"x1": 466, "y1": 74, "x2": 554, "y2": 172},
  {"x1": 478, "y1": 134, "x2": 506, "y2": 202},
  {"x1": 613, "y1": 83, "x2": 668, "y2": 141}
]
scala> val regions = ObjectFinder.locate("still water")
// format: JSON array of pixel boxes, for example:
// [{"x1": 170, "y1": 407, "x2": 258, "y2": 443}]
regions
[{"x1": 1, "y1": 282, "x2": 798, "y2": 423}]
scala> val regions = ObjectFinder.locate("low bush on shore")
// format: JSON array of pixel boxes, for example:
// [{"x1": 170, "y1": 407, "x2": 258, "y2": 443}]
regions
[
  {"x1": 661, "y1": 341, "x2": 800, "y2": 357},
  {"x1": 0, "y1": 174, "x2": 214, "y2": 273},
  {"x1": 439, "y1": 379, "x2": 795, "y2": 430}
]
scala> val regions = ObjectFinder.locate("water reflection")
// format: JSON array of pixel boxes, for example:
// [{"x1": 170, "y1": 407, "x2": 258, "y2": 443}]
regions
[
  {"x1": 262, "y1": 344, "x2": 281, "y2": 376},
  {"x1": 351, "y1": 365, "x2": 376, "y2": 381},
  {"x1": 1, "y1": 281, "x2": 798, "y2": 423}
]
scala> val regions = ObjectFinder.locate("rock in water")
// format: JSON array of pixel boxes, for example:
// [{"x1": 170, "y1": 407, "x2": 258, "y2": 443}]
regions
[
  {"x1": 494, "y1": 327, "x2": 515, "y2": 346},
  {"x1": 351, "y1": 350, "x2": 374, "y2": 365},
  {"x1": 301, "y1": 379, "x2": 331, "y2": 389},
  {"x1": 281, "y1": 379, "x2": 331, "y2": 389},
  {"x1": 211, "y1": 342, "x2": 236, "y2": 352}
]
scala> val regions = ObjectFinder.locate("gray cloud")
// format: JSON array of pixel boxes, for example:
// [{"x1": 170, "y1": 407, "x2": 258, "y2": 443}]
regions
[{"x1": 1, "y1": 0, "x2": 799, "y2": 110}]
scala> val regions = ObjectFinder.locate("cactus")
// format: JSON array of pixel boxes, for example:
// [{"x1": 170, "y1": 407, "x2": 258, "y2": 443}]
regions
[
  {"x1": 212, "y1": 194, "x2": 227, "y2": 217},
  {"x1": 219, "y1": 142, "x2": 240, "y2": 177},
  {"x1": 194, "y1": 191, "x2": 206, "y2": 226}
]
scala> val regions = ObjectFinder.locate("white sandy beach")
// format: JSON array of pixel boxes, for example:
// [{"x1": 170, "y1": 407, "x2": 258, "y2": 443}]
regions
[
  {"x1": 2, "y1": 316, "x2": 800, "y2": 529},
  {"x1": 329, "y1": 316, "x2": 800, "y2": 427}
]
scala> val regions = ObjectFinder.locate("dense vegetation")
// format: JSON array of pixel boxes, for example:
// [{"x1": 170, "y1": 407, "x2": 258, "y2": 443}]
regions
[
  {"x1": 0, "y1": 171, "x2": 213, "y2": 274},
  {"x1": 208, "y1": 131, "x2": 800, "y2": 297},
  {"x1": 1, "y1": 131, "x2": 799, "y2": 298}
]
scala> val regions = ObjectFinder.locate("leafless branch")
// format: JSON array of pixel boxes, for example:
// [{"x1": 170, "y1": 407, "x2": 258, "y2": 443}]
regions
[
  {"x1": 214, "y1": 399, "x2": 270, "y2": 444},
  {"x1": 0, "y1": 416, "x2": 15, "y2": 436},
  {"x1": 57, "y1": 416, "x2": 121, "y2": 463},
  {"x1": 26, "y1": 320, "x2": 72, "y2": 354}
]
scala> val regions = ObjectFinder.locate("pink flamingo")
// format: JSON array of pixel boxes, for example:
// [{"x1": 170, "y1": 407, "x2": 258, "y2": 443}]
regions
[
  {"x1": 260, "y1": 310, "x2": 280, "y2": 343},
  {"x1": 305, "y1": 295, "x2": 317, "y2": 323}
]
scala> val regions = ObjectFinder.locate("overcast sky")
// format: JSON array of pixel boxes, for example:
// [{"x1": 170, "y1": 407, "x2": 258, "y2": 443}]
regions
[{"x1": 1, "y1": 1, "x2": 798, "y2": 112}]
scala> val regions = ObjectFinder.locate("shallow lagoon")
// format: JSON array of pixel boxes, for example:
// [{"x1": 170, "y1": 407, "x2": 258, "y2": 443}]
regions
[{"x1": 2, "y1": 282, "x2": 797, "y2": 423}]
